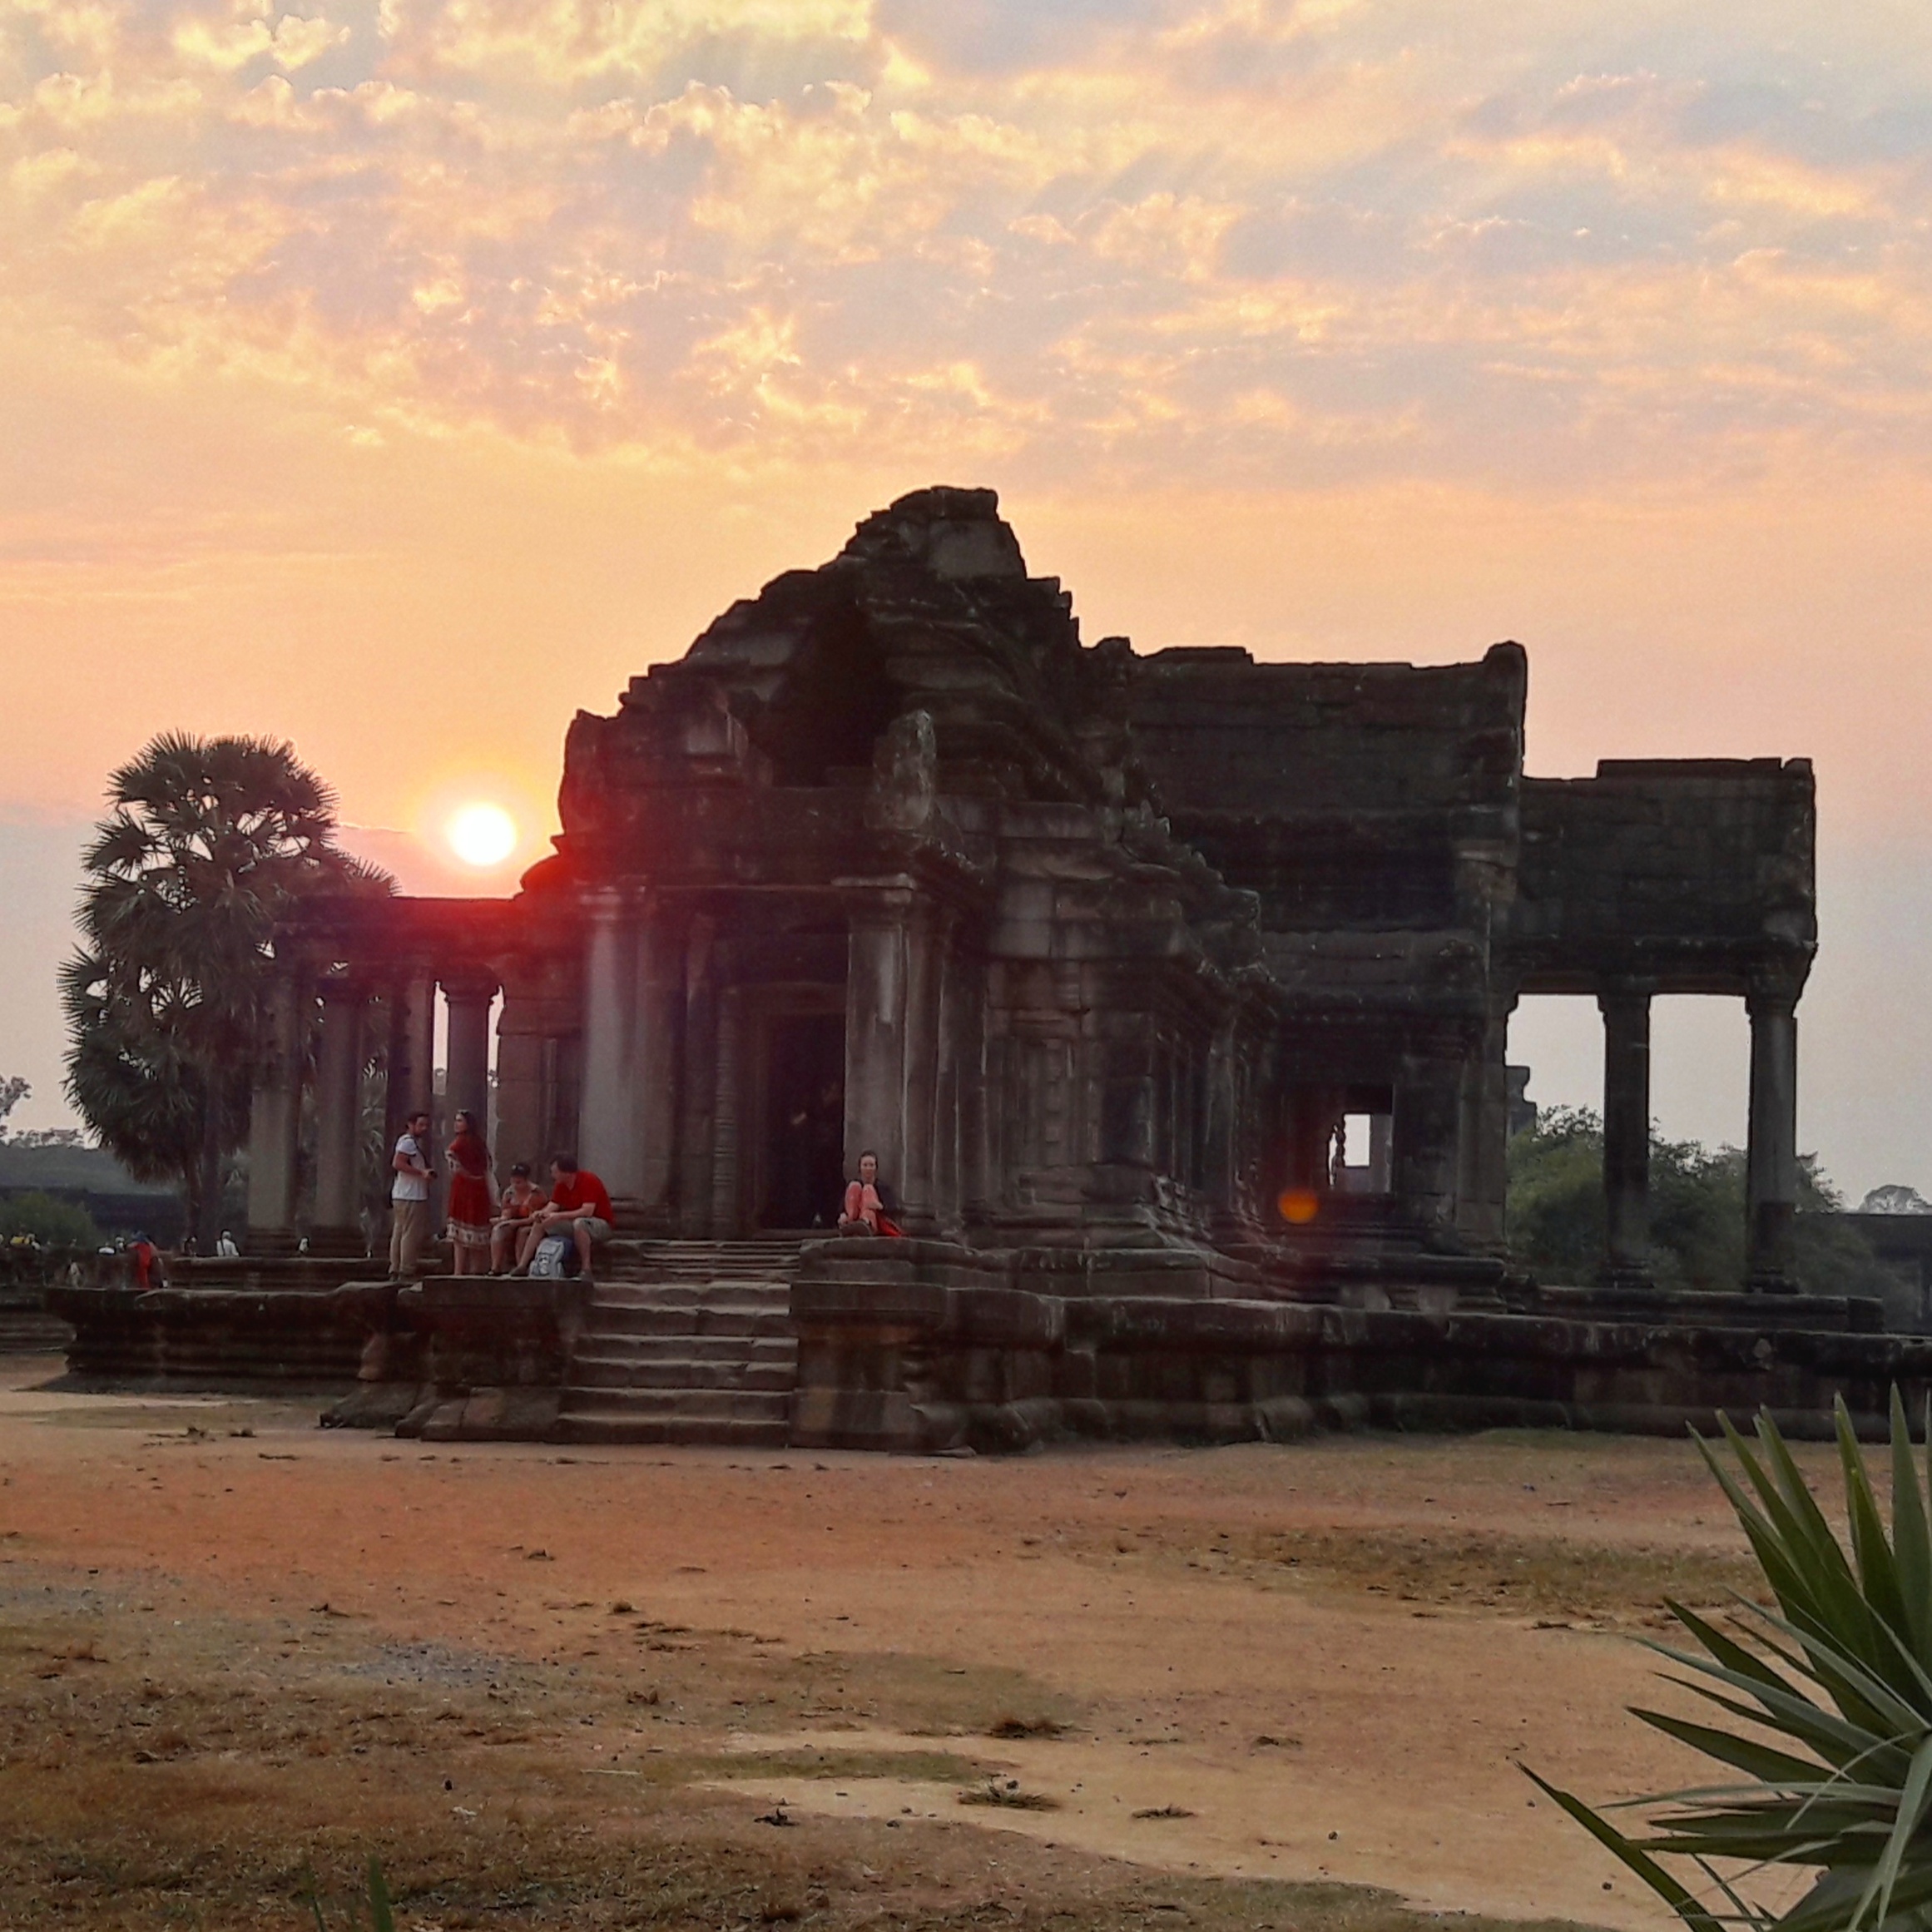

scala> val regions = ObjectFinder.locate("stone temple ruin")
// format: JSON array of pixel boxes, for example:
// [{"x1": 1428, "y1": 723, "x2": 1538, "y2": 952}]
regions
[{"x1": 56, "y1": 488, "x2": 1932, "y2": 1446}]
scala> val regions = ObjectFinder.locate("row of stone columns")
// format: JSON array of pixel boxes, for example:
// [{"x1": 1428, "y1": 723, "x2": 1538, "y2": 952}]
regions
[
  {"x1": 1595, "y1": 976, "x2": 1802, "y2": 1291},
  {"x1": 245, "y1": 964, "x2": 503, "y2": 1256}
]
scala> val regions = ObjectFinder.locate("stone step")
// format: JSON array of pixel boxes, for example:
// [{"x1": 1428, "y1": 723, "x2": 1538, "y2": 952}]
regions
[
  {"x1": 568, "y1": 1353, "x2": 797, "y2": 1392},
  {"x1": 553, "y1": 1409, "x2": 793, "y2": 1449},
  {"x1": 567, "y1": 1329, "x2": 795, "y2": 1360},
  {"x1": 590, "y1": 1281, "x2": 791, "y2": 1310},
  {"x1": 582, "y1": 1303, "x2": 795, "y2": 1339},
  {"x1": 557, "y1": 1386, "x2": 793, "y2": 1424}
]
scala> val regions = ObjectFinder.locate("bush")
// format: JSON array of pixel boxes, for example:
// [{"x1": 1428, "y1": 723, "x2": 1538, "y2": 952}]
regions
[{"x1": 1508, "y1": 1110, "x2": 1894, "y2": 1298}]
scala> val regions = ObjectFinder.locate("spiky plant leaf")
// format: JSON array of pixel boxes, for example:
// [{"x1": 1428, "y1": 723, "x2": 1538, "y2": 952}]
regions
[{"x1": 1529, "y1": 1393, "x2": 1932, "y2": 1932}]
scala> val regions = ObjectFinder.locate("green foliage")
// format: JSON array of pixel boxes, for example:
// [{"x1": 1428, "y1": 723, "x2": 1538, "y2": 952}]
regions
[
  {"x1": 299, "y1": 1855, "x2": 395, "y2": 1932},
  {"x1": 61, "y1": 733, "x2": 390, "y2": 1247},
  {"x1": 1507, "y1": 1109, "x2": 1891, "y2": 1297},
  {"x1": 1529, "y1": 1395, "x2": 1932, "y2": 1932},
  {"x1": 0, "y1": 1191, "x2": 101, "y2": 1249}
]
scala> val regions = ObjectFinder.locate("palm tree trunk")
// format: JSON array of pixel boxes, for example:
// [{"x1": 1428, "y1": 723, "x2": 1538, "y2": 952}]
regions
[{"x1": 192, "y1": 1092, "x2": 225, "y2": 1256}]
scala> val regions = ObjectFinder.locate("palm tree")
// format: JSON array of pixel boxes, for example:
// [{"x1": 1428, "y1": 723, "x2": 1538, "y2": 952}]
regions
[{"x1": 62, "y1": 733, "x2": 390, "y2": 1248}]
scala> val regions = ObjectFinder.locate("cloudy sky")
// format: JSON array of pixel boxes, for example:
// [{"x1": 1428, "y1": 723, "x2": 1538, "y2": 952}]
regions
[{"x1": 2, "y1": 0, "x2": 1930, "y2": 1193}]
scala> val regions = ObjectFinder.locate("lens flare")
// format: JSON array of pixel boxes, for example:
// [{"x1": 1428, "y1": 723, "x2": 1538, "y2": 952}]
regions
[
  {"x1": 1276, "y1": 1187, "x2": 1320, "y2": 1226},
  {"x1": 446, "y1": 802, "x2": 518, "y2": 869}
]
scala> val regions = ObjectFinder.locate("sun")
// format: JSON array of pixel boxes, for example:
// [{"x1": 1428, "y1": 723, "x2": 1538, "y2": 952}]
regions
[{"x1": 446, "y1": 801, "x2": 518, "y2": 869}]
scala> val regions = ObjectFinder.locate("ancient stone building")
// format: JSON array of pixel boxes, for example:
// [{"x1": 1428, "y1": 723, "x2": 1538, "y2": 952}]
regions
[
  {"x1": 73, "y1": 487, "x2": 1891, "y2": 1449},
  {"x1": 255, "y1": 487, "x2": 1813, "y2": 1278}
]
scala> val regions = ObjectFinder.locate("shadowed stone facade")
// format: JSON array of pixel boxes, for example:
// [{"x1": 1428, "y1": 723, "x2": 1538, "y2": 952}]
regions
[{"x1": 62, "y1": 487, "x2": 1881, "y2": 1449}]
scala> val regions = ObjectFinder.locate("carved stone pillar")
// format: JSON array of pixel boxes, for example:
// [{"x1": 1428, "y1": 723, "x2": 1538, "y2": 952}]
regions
[
  {"x1": 245, "y1": 967, "x2": 305, "y2": 1252},
  {"x1": 311, "y1": 977, "x2": 367, "y2": 1247},
  {"x1": 634, "y1": 914, "x2": 681, "y2": 1217},
  {"x1": 930, "y1": 926, "x2": 963, "y2": 1234},
  {"x1": 1392, "y1": 1048, "x2": 1463, "y2": 1233},
  {"x1": 1746, "y1": 978, "x2": 1801, "y2": 1293},
  {"x1": 577, "y1": 887, "x2": 642, "y2": 1195},
  {"x1": 1599, "y1": 983, "x2": 1652, "y2": 1283},
  {"x1": 710, "y1": 983, "x2": 743, "y2": 1234},
  {"x1": 843, "y1": 886, "x2": 914, "y2": 1200},
  {"x1": 897, "y1": 902, "x2": 943, "y2": 1234},
  {"x1": 441, "y1": 973, "x2": 498, "y2": 1142},
  {"x1": 1457, "y1": 994, "x2": 1515, "y2": 1248},
  {"x1": 676, "y1": 917, "x2": 718, "y2": 1236},
  {"x1": 385, "y1": 969, "x2": 435, "y2": 1122}
]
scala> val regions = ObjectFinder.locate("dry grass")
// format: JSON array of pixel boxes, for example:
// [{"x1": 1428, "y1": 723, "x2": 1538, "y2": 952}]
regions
[
  {"x1": 1080, "y1": 1521, "x2": 1765, "y2": 1627},
  {"x1": 0, "y1": 1571, "x2": 1612, "y2": 1932}
]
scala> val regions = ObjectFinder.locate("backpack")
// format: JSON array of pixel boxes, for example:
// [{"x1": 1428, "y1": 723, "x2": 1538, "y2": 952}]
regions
[{"x1": 528, "y1": 1231, "x2": 581, "y2": 1280}]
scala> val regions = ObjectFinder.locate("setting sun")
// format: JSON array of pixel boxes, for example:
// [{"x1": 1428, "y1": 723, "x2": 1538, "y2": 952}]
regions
[{"x1": 446, "y1": 801, "x2": 518, "y2": 869}]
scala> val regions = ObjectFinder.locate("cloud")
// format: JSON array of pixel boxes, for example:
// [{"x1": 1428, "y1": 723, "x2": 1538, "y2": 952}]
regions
[{"x1": 0, "y1": 0, "x2": 1927, "y2": 488}]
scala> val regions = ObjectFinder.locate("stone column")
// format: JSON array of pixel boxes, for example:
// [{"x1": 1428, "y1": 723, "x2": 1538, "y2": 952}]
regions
[
  {"x1": 442, "y1": 973, "x2": 498, "y2": 1139},
  {"x1": 493, "y1": 1018, "x2": 545, "y2": 1177},
  {"x1": 1599, "y1": 983, "x2": 1652, "y2": 1283},
  {"x1": 384, "y1": 970, "x2": 436, "y2": 1150},
  {"x1": 634, "y1": 914, "x2": 681, "y2": 1217},
  {"x1": 843, "y1": 888, "x2": 913, "y2": 1192},
  {"x1": 577, "y1": 887, "x2": 642, "y2": 1193},
  {"x1": 709, "y1": 984, "x2": 743, "y2": 1234},
  {"x1": 245, "y1": 967, "x2": 305, "y2": 1252},
  {"x1": 930, "y1": 930, "x2": 962, "y2": 1234},
  {"x1": 1457, "y1": 995, "x2": 1515, "y2": 1247},
  {"x1": 311, "y1": 977, "x2": 367, "y2": 1247},
  {"x1": 895, "y1": 903, "x2": 943, "y2": 1234},
  {"x1": 1746, "y1": 978, "x2": 1801, "y2": 1292},
  {"x1": 1392, "y1": 1049, "x2": 1464, "y2": 1232},
  {"x1": 676, "y1": 918, "x2": 719, "y2": 1236}
]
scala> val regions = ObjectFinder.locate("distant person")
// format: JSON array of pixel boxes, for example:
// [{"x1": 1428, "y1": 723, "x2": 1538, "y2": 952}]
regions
[
  {"x1": 215, "y1": 1229, "x2": 239, "y2": 1259},
  {"x1": 516, "y1": 1155, "x2": 613, "y2": 1283},
  {"x1": 128, "y1": 1231, "x2": 165, "y2": 1290},
  {"x1": 388, "y1": 1108, "x2": 434, "y2": 1280},
  {"x1": 490, "y1": 1162, "x2": 547, "y2": 1276},
  {"x1": 838, "y1": 1150, "x2": 904, "y2": 1238},
  {"x1": 443, "y1": 1108, "x2": 495, "y2": 1277}
]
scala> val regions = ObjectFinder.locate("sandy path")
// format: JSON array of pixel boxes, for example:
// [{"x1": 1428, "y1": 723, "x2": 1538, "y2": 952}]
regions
[{"x1": 0, "y1": 1359, "x2": 1803, "y2": 1929}]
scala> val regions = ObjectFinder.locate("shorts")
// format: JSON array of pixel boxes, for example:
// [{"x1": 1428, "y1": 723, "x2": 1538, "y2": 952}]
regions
[{"x1": 572, "y1": 1216, "x2": 612, "y2": 1243}]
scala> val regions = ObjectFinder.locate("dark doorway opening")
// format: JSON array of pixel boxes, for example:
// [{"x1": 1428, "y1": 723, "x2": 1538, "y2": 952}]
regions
[{"x1": 760, "y1": 1012, "x2": 846, "y2": 1230}]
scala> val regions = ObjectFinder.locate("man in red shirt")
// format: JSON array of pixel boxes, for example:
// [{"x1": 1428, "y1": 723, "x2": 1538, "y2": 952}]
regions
[{"x1": 516, "y1": 1155, "x2": 614, "y2": 1282}]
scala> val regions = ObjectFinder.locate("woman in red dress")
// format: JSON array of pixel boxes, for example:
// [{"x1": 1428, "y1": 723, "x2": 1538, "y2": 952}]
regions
[
  {"x1": 838, "y1": 1149, "x2": 904, "y2": 1238},
  {"x1": 444, "y1": 1110, "x2": 495, "y2": 1276}
]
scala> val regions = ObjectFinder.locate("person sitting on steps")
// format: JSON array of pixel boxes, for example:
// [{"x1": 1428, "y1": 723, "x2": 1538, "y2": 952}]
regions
[
  {"x1": 489, "y1": 1162, "x2": 548, "y2": 1276},
  {"x1": 515, "y1": 1154, "x2": 614, "y2": 1283},
  {"x1": 838, "y1": 1149, "x2": 904, "y2": 1237}
]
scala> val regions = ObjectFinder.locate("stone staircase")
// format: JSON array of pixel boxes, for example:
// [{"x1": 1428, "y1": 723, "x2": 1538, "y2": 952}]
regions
[{"x1": 554, "y1": 1239, "x2": 803, "y2": 1445}]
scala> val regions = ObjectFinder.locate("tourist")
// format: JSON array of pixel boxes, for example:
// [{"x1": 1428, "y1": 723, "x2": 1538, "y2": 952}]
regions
[
  {"x1": 490, "y1": 1162, "x2": 547, "y2": 1275},
  {"x1": 838, "y1": 1150, "x2": 904, "y2": 1237},
  {"x1": 128, "y1": 1231, "x2": 165, "y2": 1290},
  {"x1": 388, "y1": 1108, "x2": 434, "y2": 1281},
  {"x1": 515, "y1": 1155, "x2": 614, "y2": 1283},
  {"x1": 215, "y1": 1229, "x2": 239, "y2": 1258},
  {"x1": 444, "y1": 1109, "x2": 495, "y2": 1277}
]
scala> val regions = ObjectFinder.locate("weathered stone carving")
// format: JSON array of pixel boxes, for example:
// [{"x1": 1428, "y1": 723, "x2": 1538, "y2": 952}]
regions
[{"x1": 61, "y1": 485, "x2": 1855, "y2": 1449}]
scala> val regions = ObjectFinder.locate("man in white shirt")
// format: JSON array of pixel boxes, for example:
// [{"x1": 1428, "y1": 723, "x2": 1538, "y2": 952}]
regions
[{"x1": 388, "y1": 1109, "x2": 434, "y2": 1280}]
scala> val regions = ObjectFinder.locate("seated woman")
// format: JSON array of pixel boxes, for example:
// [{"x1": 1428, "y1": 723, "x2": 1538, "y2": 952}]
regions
[
  {"x1": 489, "y1": 1162, "x2": 547, "y2": 1276},
  {"x1": 444, "y1": 1110, "x2": 495, "y2": 1277},
  {"x1": 838, "y1": 1149, "x2": 904, "y2": 1237}
]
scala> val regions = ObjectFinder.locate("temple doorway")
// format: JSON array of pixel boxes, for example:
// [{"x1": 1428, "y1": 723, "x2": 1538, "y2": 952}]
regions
[{"x1": 759, "y1": 1011, "x2": 846, "y2": 1230}]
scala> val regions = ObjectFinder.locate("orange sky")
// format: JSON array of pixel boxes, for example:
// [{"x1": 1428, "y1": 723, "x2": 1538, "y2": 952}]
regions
[{"x1": 2, "y1": 0, "x2": 1930, "y2": 1193}]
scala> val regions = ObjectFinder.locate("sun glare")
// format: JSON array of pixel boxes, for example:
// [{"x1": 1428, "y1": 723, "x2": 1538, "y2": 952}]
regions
[{"x1": 446, "y1": 801, "x2": 518, "y2": 869}]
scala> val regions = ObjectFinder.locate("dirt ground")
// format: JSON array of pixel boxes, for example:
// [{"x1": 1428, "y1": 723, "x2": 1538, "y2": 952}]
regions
[{"x1": 0, "y1": 1354, "x2": 1809, "y2": 1931}]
